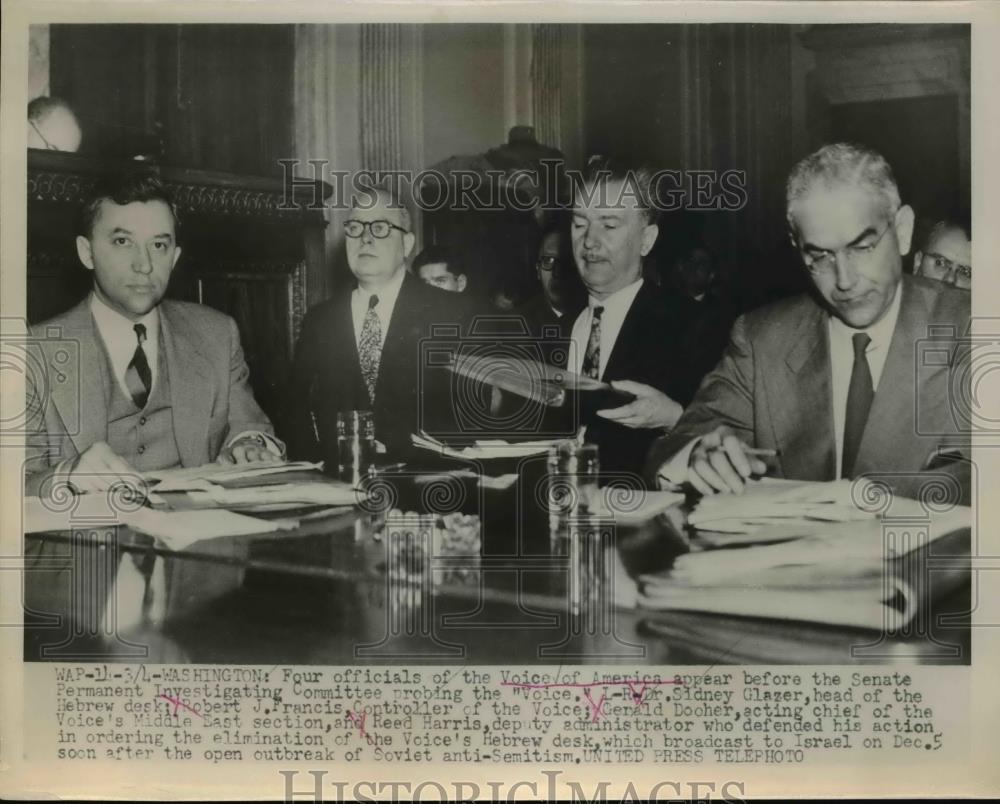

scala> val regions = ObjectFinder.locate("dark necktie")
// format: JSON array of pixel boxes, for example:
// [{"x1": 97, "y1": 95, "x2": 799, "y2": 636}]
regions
[
  {"x1": 580, "y1": 305, "x2": 604, "y2": 380},
  {"x1": 842, "y1": 332, "x2": 873, "y2": 478},
  {"x1": 358, "y1": 294, "x2": 382, "y2": 403},
  {"x1": 125, "y1": 323, "x2": 152, "y2": 409}
]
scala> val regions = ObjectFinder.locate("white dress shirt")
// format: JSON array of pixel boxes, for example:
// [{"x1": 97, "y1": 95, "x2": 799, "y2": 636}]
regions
[
  {"x1": 351, "y1": 268, "x2": 406, "y2": 348},
  {"x1": 827, "y1": 283, "x2": 901, "y2": 476},
  {"x1": 570, "y1": 278, "x2": 644, "y2": 378},
  {"x1": 659, "y1": 285, "x2": 903, "y2": 486},
  {"x1": 90, "y1": 293, "x2": 160, "y2": 398}
]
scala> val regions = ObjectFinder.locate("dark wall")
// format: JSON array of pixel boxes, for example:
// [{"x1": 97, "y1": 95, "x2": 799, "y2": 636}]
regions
[{"x1": 50, "y1": 24, "x2": 295, "y2": 177}]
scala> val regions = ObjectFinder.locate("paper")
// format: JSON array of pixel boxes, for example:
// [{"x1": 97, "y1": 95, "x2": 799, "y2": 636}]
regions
[
  {"x1": 590, "y1": 488, "x2": 685, "y2": 524},
  {"x1": 412, "y1": 431, "x2": 559, "y2": 460},
  {"x1": 122, "y1": 508, "x2": 298, "y2": 551},
  {"x1": 184, "y1": 481, "x2": 364, "y2": 508},
  {"x1": 24, "y1": 493, "x2": 140, "y2": 532},
  {"x1": 145, "y1": 460, "x2": 324, "y2": 491}
]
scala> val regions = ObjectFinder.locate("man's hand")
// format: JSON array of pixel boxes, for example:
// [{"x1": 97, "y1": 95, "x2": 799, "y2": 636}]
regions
[
  {"x1": 687, "y1": 425, "x2": 768, "y2": 495},
  {"x1": 68, "y1": 441, "x2": 142, "y2": 493},
  {"x1": 596, "y1": 380, "x2": 684, "y2": 429},
  {"x1": 218, "y1": 436, "x2": 280, "y2": 465}
]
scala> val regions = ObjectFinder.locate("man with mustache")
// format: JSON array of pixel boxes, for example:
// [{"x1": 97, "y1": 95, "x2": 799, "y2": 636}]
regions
[
  {"x1": 646, "y1": 143, "x2": 971, "y2": 504},
  {"x1": 567, "y1": 155, "x2": 704, "y2": 476},
  {"x1": 25, "y1": 171, "x2": 280, "y2": 498}
]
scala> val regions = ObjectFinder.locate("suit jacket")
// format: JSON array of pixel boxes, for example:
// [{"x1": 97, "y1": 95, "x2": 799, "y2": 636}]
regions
[
  {"x1": 645, "y1": 275, "x2": 972, "y2": 504},
  {"x1": 577, "y1": 282, "x2": 705, "y2": 478},
  {"x1": 515, "y1": 293, "x2": 579, "y2": 342},
  {"x1": 24, "y1": 296, "x2": 275, "y2": 497},
  {"x1": 286, "y1": 273, "x2": 474, "y2": 460}
]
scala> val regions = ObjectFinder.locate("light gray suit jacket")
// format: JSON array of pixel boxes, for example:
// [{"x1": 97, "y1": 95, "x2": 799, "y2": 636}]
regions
[
  {"x1": 24, "y1": 296, "x2": 275, "y2": 496},
  {"x1": 645, "y1": 276, "x2": 972, "y2": 504}
]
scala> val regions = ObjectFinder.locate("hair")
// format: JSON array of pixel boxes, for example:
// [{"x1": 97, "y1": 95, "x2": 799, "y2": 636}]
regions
[
  {"x1": 78, "y1": 171, "x2": 180, "y2": 239},
  {"x1": 575, "y1": 154, "x2": 658, "y2": 225},
  {"x1": 785, "y1": 142, "x2": 901, "y2": 231},
  {"x1": 28, "y1": 96, "x2": 76, "y2": 124},
  {"x1": 413, "y1": 244, "x2": 461, "y2": 276},
  {"x1": 921, "y1": 217, "x2": 971, "y2": 252},
  {"x1": 351, "y1": 182, "x2": 412, "y2": 233}
]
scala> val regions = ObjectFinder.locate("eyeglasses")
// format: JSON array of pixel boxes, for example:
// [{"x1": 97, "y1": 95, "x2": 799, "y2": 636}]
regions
[
  {"x1": 536, "y1": 255, "x2": 560, "y2": 272},
  {"x1": 343, "y1": 219, "x2": 408, "y2": 239},
  {"x1": 29, "y1": 118, "x2": 58, "y2": 151},
  {"x1": 923, "y1": 252, "x2": 972, "y2": 282},
  {"x1": 801, "y1": 222, "x2": 892, "y2": 277}
]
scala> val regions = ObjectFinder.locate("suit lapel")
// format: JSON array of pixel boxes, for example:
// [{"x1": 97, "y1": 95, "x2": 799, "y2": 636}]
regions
[
  {"x1": 159, "y1": 302, "x2": 214, "y2": 467},
  {"x1": 853, "y1": 280, "x2": 923, "y2": 476},
  {"x1": 48, "y1": 298, "x2": 108, "y2": 454},
  {"x1": 602, "y1": 282, "x2": 648, "y2": 380},
  {"x1": 770, "y1": 303, "x2": 837, "y2": 480}
]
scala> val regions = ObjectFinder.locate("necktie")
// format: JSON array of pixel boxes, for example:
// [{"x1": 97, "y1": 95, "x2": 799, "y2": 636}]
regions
[
  {"x1": 125, "y1": 323, "x2": 152, "y2": 409},
  {"x1": 842, "y1": 332, "x2": 873, "y2": 478},
  {"x1": 580, "y1": 305, "x2": 604, "y2": 380},
  {"x1": 358, "y1": 294, "x2": 382, "y2": 403}
]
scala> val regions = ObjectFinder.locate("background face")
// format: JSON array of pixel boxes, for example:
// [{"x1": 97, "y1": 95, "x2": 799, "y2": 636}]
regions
[
  {"x1": 345, "y1": 199, "x2": 413, "y2": 285},
  {"x1": 917, "y1": 227, "x2": 972, "y2": 289},
  {"x1": 792, "y1": 183, "x2": 908, "y2": 329},
  {"x1": 77, "y1": 199, "x2": 180, "y2": 320},
  {"x1": 571, "y1": 178, "x2": 656, "y2": 299},
  {"x1": 536, "y1": 231, "x2": 562, "y2": 303},
  {"x1": 417, "y1": 262, "x2": 462, "y2": 292}
]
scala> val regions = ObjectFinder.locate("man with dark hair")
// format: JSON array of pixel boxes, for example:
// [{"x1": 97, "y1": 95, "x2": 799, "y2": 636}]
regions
[
  {"x1": 25, "y1": 171, "x2": 280, "y2": 498},
  {"x1": 647, "y1": 143, "x2": 971, "y2": 504},
  {"x1": 516, "y1": 215, "x2": 585, "y2": 339},
  {"x1": 566, "y1": 154, "x2": 703, "y2": 475},
  {"x1": 413, "y1": 244, "x2": 467, "y2": 293}
]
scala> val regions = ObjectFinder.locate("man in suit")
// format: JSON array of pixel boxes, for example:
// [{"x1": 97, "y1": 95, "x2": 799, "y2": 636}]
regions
[
  {"x1": 913, "y1": 218, "x2": 972, "y2": 290},
  {"x1": 24, "y1": 171, "x2": 280, "y2": 499},
  {"x1": 567, "y1": 156, "x2": 703, "y2": 476},
  {"x1": 646, "y1": 143, "x2": 971, "y2": 504},
  {"x1": 287, "y1": 187, "x2": 472, "y2": 461},
  {"x1": 515, "y1": 216, "x2": 585, "y2": 341}
]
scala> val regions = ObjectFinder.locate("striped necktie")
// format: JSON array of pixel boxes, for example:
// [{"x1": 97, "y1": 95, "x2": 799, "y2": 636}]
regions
[
  {"x1": 580, "y1": 305, "x2": 604, "y2": 380},
  {"x1": 125, "y1": 323, "x2": 152, "y2": 409},
  {"x1": 358, "y1": 294, "x2": 382, "y2": 403}
]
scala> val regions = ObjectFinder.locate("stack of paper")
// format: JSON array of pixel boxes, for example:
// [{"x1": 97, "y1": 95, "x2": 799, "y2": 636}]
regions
[
  {"x1": 638, "y1": 500, "x2": 972, "y2": 630},
  {"x1": 412, "y1": 431, "x2": 560, "y2": 460},
  {"x1": 145, "y1": 460, "x2": 323, "y2": 491}
]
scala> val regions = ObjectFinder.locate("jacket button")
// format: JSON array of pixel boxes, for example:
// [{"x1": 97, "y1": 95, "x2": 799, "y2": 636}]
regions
[
  {"x1": 138, "y1": 445, "x2": 146, "y2": 455},
  {"x1": 139, "y1": 416, "x2": 147, "y2": 426}
]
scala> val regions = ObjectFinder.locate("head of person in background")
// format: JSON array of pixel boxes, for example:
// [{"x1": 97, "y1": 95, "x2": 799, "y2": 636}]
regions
[
  {"x1": 28, "y1": 96, "x2": 82, "y2": 153},
  {"x1": 413, "y1": 244, "x2": 467, "y2": 293},
  {"x1": 571, "y1": 155, "x2": 659, "y2": 300},
  {"x1": 669, "y1": 242, "x2": 717, "y2": 302},
  {"x1": 786, "y1": 142, "x2": 914, "y2": 330},
  {"x1": 913, "y1": 219, "x2": 971, "y2": 290},
  {"x1": 535, "y1": 216, "x2": 585, "y2": 316},
  {"x1": 76, "y1": 171, "x2": 182, "y2": 321},
  {"x1": 344, "y1": 186, "x2": 415, "y2": 291}
]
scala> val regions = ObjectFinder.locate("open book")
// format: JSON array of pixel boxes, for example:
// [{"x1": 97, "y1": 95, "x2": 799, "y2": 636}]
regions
[{"x1": 447, "y1": 353, "x2": 635, "y2": 409}]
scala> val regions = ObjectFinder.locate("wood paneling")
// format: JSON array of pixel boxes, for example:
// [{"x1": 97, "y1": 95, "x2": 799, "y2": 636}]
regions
[{"x1": 49, "y1": 24, "x2": 294, "y2": 177}]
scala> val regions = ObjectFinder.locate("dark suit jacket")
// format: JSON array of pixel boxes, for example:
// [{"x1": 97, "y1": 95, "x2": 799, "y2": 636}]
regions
[
  {"x1": 286, "y1": 273, "x2": 473, "y2": 460},
  {"x1": 577, "y1": 281, "x2": 705, "y2": 478},
  {"x1": 645, "y1": 275, "x2": 972, "y2": 504},
  {"x1": 515, "y1": 293, "x2": 579, "y2": 343},
  {"x1": 24, "y1": 296, "x2": 275, "y2": 496}
]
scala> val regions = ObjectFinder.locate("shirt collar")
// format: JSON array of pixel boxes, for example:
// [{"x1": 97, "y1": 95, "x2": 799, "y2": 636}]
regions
[
  {"x1": 828, "y1": 281, "x2": 902, "y2": 349},
  {"x1": 588, "y1": 277, "x2": 644, "y2": 314},
  {"x1": 353, "y1": 266, "x2": 406, "y2": 312},
  {"x1": 89, "y1": 291, "x2": 159, "y2": 342}
]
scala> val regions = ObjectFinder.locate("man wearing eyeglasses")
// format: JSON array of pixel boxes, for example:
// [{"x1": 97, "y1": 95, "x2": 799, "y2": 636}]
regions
[
  {"x1": 647, "y1": 143, "x2": 971, "y2": 504},
  {"x1": 913, "y1": 219, "x2": 972, "y2": 290},
  {"x1": 286, "y1": 186, "x2": 472, "y2": 459}
]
